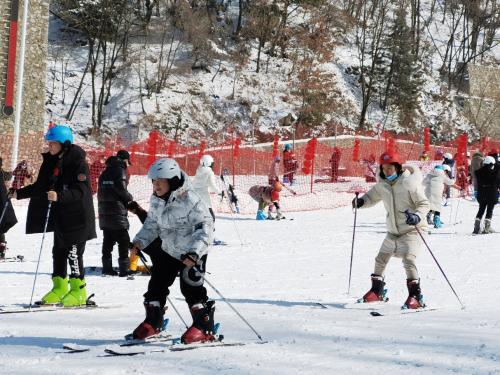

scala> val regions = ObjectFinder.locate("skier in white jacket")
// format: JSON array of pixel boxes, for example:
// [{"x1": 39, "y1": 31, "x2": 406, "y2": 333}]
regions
[
  {"x1": 130, "y1": 158, "x2": 215, "y2": 343},
  {"x1": 192, "y1": 154, "x2": 222, "y2": 222},
  {"x1": 423, "y1": 164, "x2": 455, "y2": 228},
  {"x1": 352, "y1": 151, "x2": 430, "y2": 309}
]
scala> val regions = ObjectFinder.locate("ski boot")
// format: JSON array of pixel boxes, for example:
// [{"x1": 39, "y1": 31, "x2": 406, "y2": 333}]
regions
[
  {"x1": 402, "y1": 279, "x2": 425, "y2": 309},
  {"x1": 132, "y1": 301, "x2": 165, "y2": 340},
  {"x1": 276, "y1": 209, "x2": 284, "y2": 220},
  {"x1": 102, "y1": 257, "x2": 118, "y2": 276},
  {"x1": 433, "y1": 215, "x2": 443, "y2": 229},
  {"x1": 40, "y1": 276, "x2": 69, "y2": 305},
  {"x1": 483, "y1": 219, "x2": 495, "y2": 234},
  {"x1": 181, "y1": 301, "x2": 216, "y2": 344},
  {"x1": 118, "y1": 257, "x2": 130, "y2": 277},
  {"x1": 0, "y1": 242, "x2": 6, "y2": 260},
  {"x1": 267, "y1": 211, "x2": 275, "y2": 220},
  {"x1": 61, "y1": 277, "x2": 88, "y2": 307},
  {"x1": 359, "y1": 274, "x2": 388, "y2": 303},
  {"x1": 426, "y1": 212, "x2": 433, "y2": 225},
  {"x1": 473, "y1": 218, "x2": 481, "y2": 234},
  {"x1": 256, "y1": 210, "x2": 266, "y2": 220}
]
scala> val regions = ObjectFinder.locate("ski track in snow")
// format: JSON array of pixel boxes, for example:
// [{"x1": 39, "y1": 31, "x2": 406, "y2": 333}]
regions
[{"x1": 0, "y1": 198, "x2": 499, "y2": 374}]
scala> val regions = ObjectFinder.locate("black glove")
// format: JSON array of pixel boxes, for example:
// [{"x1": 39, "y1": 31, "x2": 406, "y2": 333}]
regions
[
  {"x1": 404, "y1": 209, "x2": 421, "y2": 225},
  {"x1": 127, "y1": 201, "x2": 139, "y2": 211},
  {"x1": 352, "y1": 197, "x2": 364, "y2": 209},
  {"x1": 181, "y1": 252, "x2": 199, "y2": 264}
]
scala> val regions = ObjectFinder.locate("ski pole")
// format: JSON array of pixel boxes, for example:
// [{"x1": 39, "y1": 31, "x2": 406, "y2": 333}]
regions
[
  {"x1": 28, "y1": 201, "x2": 52, "y2": 309},
  {"x1": 348, "y1": 192, "x2": 359, "y2": 294},
  {"x1": 197, "y1": 268, "x2": 264, "y2": 341},
  {"x1": 453, "y1": 197, "x2": 461, "y2": 226},
  {"x1": 0, "y1": 201, "x2": 9, "y2": 227},
  {"x1": 136, "y1": 251, "x2": 189, "y2": 329},
  {"x1": 414, "y1": 225, "x2": 465, "y2": 309}
]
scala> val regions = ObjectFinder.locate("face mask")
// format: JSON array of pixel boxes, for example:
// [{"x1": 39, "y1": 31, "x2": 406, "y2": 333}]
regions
[{"x1": 386, "y1": 172, "x2": 398, "y2": 181}]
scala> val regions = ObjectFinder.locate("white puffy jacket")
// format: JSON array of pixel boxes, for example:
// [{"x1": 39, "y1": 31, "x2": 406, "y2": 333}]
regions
[
  {"x1": 192, "y1": 165, "x2": 221, "y2": 208},
  {"x1": 360, "y1": 165, "x2": 429, "y2": 236},
  {"x1": 133, "y1": 172, "x2": 214, "y2": 260},
  {"x1": 423, "y1": 168, "x2": 455, "y2": 212}
]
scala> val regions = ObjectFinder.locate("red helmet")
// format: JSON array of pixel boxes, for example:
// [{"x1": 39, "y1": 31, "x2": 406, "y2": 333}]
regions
[{"x1": 379, "y1": 152, "x2": 402, "y2": 165}]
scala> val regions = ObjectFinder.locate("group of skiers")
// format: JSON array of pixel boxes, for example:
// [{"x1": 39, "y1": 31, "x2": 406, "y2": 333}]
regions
[{"x1": 2, "y1": 124, "x2": 500, "y2": 342}]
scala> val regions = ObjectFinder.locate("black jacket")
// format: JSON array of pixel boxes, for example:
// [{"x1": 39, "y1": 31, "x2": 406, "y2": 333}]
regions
[
  {"x1": 0, "y1": 171, "x2": 17, "y2": 234},
  {"x1": 97, "y1": 156, "x2": 133, "y2": 230},
  {"x1": 475, "y1": 165, "x2": 500, "y2": 205},
  {"x1": 16, "y1": 145, "x2": 96, "y2": 247}
]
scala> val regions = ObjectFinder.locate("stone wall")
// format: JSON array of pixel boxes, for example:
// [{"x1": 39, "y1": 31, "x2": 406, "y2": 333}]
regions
[{"x1": 0, "y1": 0, "x2": 49, "y2": 171}]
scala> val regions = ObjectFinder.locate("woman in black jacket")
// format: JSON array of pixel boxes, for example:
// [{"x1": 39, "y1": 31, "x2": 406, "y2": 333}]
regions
[
  {"x1": 97, "y1": 155, "x2": 133, "y2": 276},
  {"x1": 11, "y1": 125, "x2": 96, "y2": 306},
  {"x1": 473, "y1": 156, "x2": 500, "y2": 234}
]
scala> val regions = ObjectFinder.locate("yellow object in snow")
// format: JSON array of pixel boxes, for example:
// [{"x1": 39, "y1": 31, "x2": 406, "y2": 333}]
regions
[{"x1": 129, "y1": 254, "x2": 139, "y2": 271}]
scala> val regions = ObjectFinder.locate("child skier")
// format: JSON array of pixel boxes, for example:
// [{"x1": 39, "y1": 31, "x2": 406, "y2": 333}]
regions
[
  {"x1": 473, "y1": 156, "x2": 500, "y2": 234},
  {"x1": 268, "y1": 156, "x2": 281, "y2": 185},
  {"x1": 10, "y1": 125, "x2": 96, "y2": 306},
  {"x1": 129, "y1": 158, "x2": 215, "y2": 343},
  {"x1": 283, "y1": 144, "x2": 298, "y2": 184},
  {"x1": 249, "y1": 180, "x2": 283, "y2": 220},
  {"x1": 352, "y1": 152, "x2": 430, "y2": 309},
  {"x1": 192, "y1": 154, "x2": 222, "y2": 222},
  {"x1": 423, "y1": 164, "x2": 455, "y2": 228}
]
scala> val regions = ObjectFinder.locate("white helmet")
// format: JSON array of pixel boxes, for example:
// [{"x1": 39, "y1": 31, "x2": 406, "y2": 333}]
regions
[
  {"x1": 200, "y1": 154, "x2": 214, "y2": 167},
  {"x1": 443, "y1": 153, "x2": 453, "y2": 160},
  {"x1": 483, "y1": 156, "x2": 496, "y2": 165},
  {"x1": 442, "y1": 164, "x2": 452, "y2": 172},
  {"x1": 147, "y1": 158, "x2": 181, "y2": 180}
]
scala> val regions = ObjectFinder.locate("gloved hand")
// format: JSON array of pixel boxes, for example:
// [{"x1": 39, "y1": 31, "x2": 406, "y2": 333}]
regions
[
  {"x1": 404, "y1": 209, "x2": 421, "y2": 225},
  {"x1": 127, "y1": 201, "x2": 140, "y2": 212},
  {"x1": 352, "y1": 197, "x2": 364, "y2": 209},
  {"x1": 7, "y1": 188, "x2": 16, "y2": 199}
]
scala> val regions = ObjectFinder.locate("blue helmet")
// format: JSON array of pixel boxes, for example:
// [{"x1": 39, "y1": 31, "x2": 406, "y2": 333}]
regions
[
  {"x1": 45, "y1": 125, "x2": 73, "y2": 144},
  {"x1": 284, "y1": 144, "x2": 292, "y2": 151}
]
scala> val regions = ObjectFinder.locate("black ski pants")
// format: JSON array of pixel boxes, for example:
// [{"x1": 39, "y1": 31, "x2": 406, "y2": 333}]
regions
[
  {"x1": 52, "y1": 241, "x2": 86, "y2": 279},
  {"x1": 476, "y1": 202, "x2": 496, "y2": 220},
  {"x1": 142, "y1": 240, "x2": 208, "y2": 308},
  {"x1": 102, "y1": 229, "x2": 130, "y2": 261}
]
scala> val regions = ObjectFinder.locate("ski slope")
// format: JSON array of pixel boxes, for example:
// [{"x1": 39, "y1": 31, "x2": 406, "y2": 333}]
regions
[{"x1": 1, "y1": 197, "x2": 499, "y2": 374}]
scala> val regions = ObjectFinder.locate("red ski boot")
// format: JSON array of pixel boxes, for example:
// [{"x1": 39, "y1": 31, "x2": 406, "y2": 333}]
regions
[
  {"x1": 181, "y1": 301, "x2": 216, "y2": 344},
  {"x1": 402, "y1": 279, "x2": 425, "y2": 309},
  {"x1": 359, "y1": 274, "x2": 388, "y2": 303},
  {"x1": 132, "y1": 301, "x2": 164, "y2": 340}
]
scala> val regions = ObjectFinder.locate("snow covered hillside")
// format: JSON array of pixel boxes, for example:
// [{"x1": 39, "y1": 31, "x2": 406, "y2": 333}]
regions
[{"x1": 1, "y1": 195, "x2": 499, "y2": 374}]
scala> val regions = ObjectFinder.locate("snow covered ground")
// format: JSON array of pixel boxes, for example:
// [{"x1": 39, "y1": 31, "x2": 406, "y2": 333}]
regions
[{"x1": 1, "y1": 196, "x2": 500, "y2": 374}]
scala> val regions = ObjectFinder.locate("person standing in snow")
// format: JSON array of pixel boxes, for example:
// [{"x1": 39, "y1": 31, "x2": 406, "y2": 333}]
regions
[
  {"x1": 9, "y1": 125, "x2": 96, "y2": 306},
  {"x1": 283, "y1": 144, "x2": 298, "y2": 184},
  {"x1": 192, "y1": 154, "x2": 222, "y2": 223},
  {"x1": 473, "y1": 156, "x2": 500, "y2": 234},
  {"x1": 268, "y1": 156, "x2": 281, "y2": 185},
  {"x1": 129, "y1": 158, "x2": 215, "y2": 343},
  {"x1": 442, "y1": 153, "x2": 455, "y2": 200},
  {"x1": 423, "y1": 164, "x2": 455, "y2": 228},
  {"x1": 352, "y1": 152, "x2": 430, "y2": 309},
  {"x1": 97, "y1": 154, "x2": 133, "y2": 276}
]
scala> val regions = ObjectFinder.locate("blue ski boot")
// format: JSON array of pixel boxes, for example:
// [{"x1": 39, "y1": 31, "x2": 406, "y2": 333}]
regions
[{"x1": 433, "y1": 215, "x2": 443, "y2": 228}]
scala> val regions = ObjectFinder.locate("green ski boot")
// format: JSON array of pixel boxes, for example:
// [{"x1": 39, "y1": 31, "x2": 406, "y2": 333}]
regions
[
  {"x1": 61, "y1": 278, "x2": 87, "y2": 307},
  {"x1": 41, "y1": 276, "x2": 69, "y2": 305}
]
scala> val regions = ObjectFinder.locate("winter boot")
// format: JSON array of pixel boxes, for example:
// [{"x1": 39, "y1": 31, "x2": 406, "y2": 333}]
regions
[
  {"x1": 118, "y1": 257, "x2": 130, "y2": 277},
  {"x1": 61, "y1": 278, "x2": 87, "y2": 307},
  {"x1": 0, "y1": 242, "x2": 6, "y2": 260},
  {"x1": 181, "y1": 301, "x2": 216, "y2": 344},
  {"x1": 483, "y1": 219, "x2": 495, "y2": 234},
  {"x1": 426, "y1": 212, "x2": 433, "y2": 225},
  {"x1": 403, "y1": 279, "x2": 425, "y2": 309},
  {"x1": 256, "y1": 210, "x2": 266, "y2": 220},
  {"x1": 40, "y1": 276, "x2": 69, "y2": 305},
  {"x1": 360, "y1": 274, "x2": 387, "y2": 303},
  {"x1": 433, "y1": 215, "x2": 443, "y2": 228},
  {"x1": 102, "y1": 257, "x2": 117, "y2": 276},
  {"x1": 473, "y1": 218, "x2": 481, "y2": 234},
  {"x1": 132, "y1": 301, "x2": 165, "y2": 340}
]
